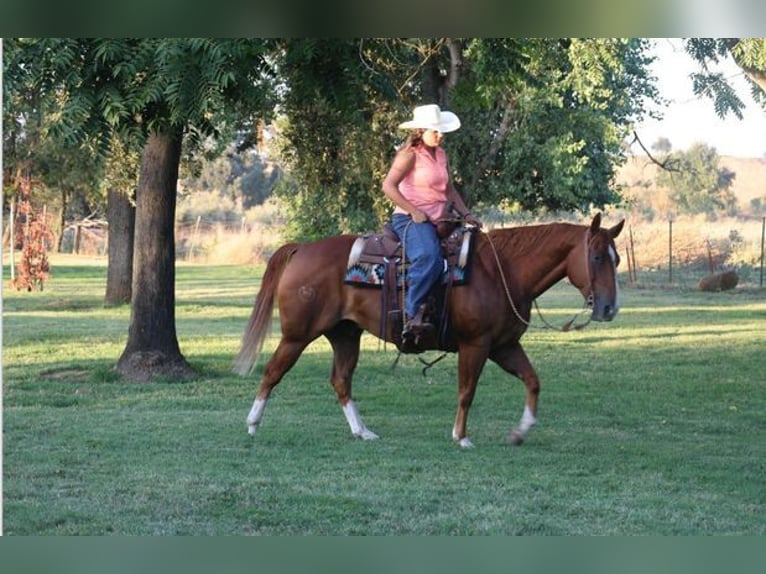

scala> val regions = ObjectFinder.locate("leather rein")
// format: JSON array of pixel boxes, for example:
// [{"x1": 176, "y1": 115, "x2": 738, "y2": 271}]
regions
[{"x1": 485, "y1": 227, "x2": 595, "y2": 333}]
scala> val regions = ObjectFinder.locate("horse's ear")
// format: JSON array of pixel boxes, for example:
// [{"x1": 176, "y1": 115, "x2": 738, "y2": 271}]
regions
[
  {"x1": 609, "y1": 219, "x2": 625, "y2": 239},
  {"x1": 590, "y1": 212, "x2": 602, "y2": 233}
]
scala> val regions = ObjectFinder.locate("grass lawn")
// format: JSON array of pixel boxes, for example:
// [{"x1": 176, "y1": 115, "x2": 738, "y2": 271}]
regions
[{"x1": 2, "y1": 254, "x2": 765, "y2": 534}]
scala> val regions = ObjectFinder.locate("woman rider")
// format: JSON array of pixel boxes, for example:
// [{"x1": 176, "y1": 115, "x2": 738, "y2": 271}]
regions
[{"x1": 382, "y1": 104, "x2": 482, "y2": 337}]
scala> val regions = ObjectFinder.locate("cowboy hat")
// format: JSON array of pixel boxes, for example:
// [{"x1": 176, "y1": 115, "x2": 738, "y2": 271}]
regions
[{"x1": 398, "y1": 104, "x2": 461, "y2": 133}]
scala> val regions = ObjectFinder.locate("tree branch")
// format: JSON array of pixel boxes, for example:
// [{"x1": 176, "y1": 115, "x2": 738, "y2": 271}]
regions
[
  {"x1": 630, "y1": 130, "x2": 682, "y2": 172},
  {"x1": 741, "y1": 67, "x2": 766, "y2": 94}
]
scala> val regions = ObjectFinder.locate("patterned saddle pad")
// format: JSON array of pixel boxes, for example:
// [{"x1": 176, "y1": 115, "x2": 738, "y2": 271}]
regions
[{"x1": 344, "y1": 226, "x2": 475, "y2": 288}]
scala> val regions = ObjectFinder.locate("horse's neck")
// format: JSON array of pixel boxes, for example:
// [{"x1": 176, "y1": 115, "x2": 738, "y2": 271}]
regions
[{"x1": 488, "y1": 224, "x2": 583, "y2": 299}]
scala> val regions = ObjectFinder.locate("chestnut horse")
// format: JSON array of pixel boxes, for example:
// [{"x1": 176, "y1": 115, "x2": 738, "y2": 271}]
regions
[{"x1": 234, "y1": 213, "x2": 624, "y2": 447}]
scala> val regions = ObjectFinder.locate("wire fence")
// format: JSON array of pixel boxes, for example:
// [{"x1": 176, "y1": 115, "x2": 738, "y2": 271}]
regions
[
  {"x1": 9, "y1": 213, "x2": 766, "y2": 291},
  {"x1": 618, "y1": 216, "x2": 766, "y2": 290}
]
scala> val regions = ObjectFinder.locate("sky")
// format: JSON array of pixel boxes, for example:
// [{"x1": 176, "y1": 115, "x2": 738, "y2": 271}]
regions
[{"x1": 632, "y1": 38, "x2": 766, "y2": 158}]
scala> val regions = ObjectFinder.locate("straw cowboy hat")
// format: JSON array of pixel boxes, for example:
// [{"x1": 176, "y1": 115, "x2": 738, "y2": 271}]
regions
[{"x1": 398, "y1": 104, "x2": 461, "y2": 133}]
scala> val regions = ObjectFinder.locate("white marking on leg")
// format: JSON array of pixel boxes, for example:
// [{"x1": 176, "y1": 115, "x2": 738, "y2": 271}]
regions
[
  {"x1": 342, "y1": 400, "x2": 379, "y2": 440},
  {"x1": 510, "y1": 404, "x2": 537, "y2": 445},
  {"x1": 452, "y1": 425, "x2": 474, "y2": 448},
  {"x1": 246, "y1": 398, "x2": 267, "y2": 436},
  {"x1": 518, "y1": 404, "x2": 537, "y2": 435}
]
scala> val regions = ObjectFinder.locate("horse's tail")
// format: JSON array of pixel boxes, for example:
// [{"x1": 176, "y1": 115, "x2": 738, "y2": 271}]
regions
[{"x1": 233, "y1": 243, "x2": 299, "y2": 376}]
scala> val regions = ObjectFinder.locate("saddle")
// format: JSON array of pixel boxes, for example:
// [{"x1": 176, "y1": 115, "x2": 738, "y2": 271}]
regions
[{"x1": 345, "y1": 223, "x2": 476, "y2": 353}]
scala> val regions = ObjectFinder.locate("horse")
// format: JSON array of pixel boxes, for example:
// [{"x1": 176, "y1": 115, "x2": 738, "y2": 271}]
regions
[{"x1": 234, "y1": 213, "x2": 624, "y2": 447}]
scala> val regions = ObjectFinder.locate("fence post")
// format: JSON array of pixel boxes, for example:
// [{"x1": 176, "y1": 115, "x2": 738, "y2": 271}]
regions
[
  {"x1": 187, "y1": 215, "x2": 202, "y2": 262},
  {"x1": 668, "y1": 217, "x2": 673, "y2": 284},
  {"x1": 74, "y1": 224, "x2": 82, "y2": 254},
  {"x1": 629, "y1": 224, "x2": 637, "y2": 283},
  {"x1": 8, "y1": 197, "x2": 15, "y2": 283},
  {"x1": 760, "y1": 216, "x2": 765, "y2": 288}
]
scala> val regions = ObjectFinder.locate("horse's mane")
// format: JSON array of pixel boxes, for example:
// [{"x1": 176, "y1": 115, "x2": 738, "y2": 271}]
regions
[{"x1": 486, "y1": 222, "x2": 583, "y2": 256}]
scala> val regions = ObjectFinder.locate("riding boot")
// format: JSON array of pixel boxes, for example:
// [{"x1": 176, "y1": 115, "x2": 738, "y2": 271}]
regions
[{"x1": 402, "y1": 303, "x2": 435, "y2": 342}]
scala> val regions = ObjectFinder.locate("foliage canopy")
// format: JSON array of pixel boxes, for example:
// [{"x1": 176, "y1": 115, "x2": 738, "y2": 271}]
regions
[
  {"x1": 656, "y1": 142, "x2": 737, "y2": 218},
  {"x1": 685, "y1": 37, "x2": 766, "y2": 118},
  {"x1": 8, "y1": 37, "x2": 764, "y2": 244},
  {"x1": 272, "y1": 38, "x2": 660, "y2": 240}
]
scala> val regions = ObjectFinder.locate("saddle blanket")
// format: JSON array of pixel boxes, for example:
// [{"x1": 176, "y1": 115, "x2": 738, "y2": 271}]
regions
[{"x1": 344, "y1": 227, "x2": 474, "y2": 288}]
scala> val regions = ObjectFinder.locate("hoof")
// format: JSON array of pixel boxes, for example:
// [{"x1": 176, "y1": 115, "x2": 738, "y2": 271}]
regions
[
  {"x1": 247, "y1": 424, "x2": 258, "y2": 436},
  {"x1": 456, "y1": 437, "x2": 474, "y2": 448},
  {"x1": 508, "y1": 429, "x2": 525, "y2": 446},
  {"x1": 356, "y1": 429, "x2": 380, "y2": 441}
]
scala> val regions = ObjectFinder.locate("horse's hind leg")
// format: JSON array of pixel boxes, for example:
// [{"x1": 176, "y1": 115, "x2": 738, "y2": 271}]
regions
[
  {"x1": 489, "y1": 343, "x2": 539, "y2": 445},
  {"x1": 246, "y1": 338, "x2": 309, "y2": 435},
  {"x1": 326, "y1": 321, "x2": 379, "y2": 440}
]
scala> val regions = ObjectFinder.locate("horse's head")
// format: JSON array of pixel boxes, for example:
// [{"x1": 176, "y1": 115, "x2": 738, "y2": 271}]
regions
[{"x1": 568, "y1": 213, "x2": 625, "y2": 322}]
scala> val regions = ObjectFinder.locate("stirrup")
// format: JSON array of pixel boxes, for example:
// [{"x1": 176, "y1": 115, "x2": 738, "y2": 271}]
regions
[
  {"x1": 402, "y1": 316, "x2": 435, "y2": 347},
  {"x1": 402, "y1": 304, "x2": 429, "y2": 336}
]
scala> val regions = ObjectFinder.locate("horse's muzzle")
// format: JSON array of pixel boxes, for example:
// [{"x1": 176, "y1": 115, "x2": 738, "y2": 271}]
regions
[
  {"x1": 591, "y1": 303, "x2": 619, "y2": 322},
  {"x1": 588, "y1": 292, "x2": 619, "y2": 322}
]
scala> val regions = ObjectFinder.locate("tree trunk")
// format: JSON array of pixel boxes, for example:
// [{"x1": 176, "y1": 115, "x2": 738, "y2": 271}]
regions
[
  {"x1": 116, "y1": 130, "x2": 195, "y2": 382},
  {"x1": 56, "y1": 189, "x2": 69, "y2": 252},
  {"x1": 421, "y1": 40, "x2": 443, "y2": 106},
  {"x1": 464, "y1": 98, "x2": 516, "y2": 204},
  {"x1": 421, "y1": 39, "x2": 462, "y2": 108},
  {"x1": 105, "y1": 187, "x2": 135, "y2": 305}
]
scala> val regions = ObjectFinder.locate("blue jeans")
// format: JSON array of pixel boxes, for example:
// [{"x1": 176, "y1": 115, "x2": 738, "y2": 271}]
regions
[{"x1": 392, "y1": 214, "x2": 443, "y2": 319}]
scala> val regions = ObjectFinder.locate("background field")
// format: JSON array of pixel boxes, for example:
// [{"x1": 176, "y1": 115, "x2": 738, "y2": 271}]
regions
[{"x1": 2, "y1": 254, "x2": 765, "y2": 535}]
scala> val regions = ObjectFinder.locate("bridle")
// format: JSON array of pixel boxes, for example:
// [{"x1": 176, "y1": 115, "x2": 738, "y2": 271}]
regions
[{"x1": 485, "y1": 227, "x2": 596, "y2": 333}]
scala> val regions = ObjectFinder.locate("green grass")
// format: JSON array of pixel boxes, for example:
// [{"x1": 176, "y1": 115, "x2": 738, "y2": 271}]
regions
[{"x1": 3, "y1": 254, "x2": 765, "y2": 534}]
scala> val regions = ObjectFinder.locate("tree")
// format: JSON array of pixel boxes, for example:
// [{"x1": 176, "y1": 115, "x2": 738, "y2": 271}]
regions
[
  {"x1": 652, "y1": 137, "x2": 673, "y2": 154},
  {"x1": 117, "y1": 129, "x2": 188, "y2": 379},
  {"x1": 685, "y1": 38, "x2": 766, "y2": 117},
  {"x1": 105, "y1": 187, "x2": 135, "y2": 304},
  {"x1": 178, "y1": 141, "x2": 281, "y2": 211},
  {"x1": 273, "y1": 39, "x2": 400, "y2": 240},
  {"x1": 7, "y1": 166, "x2": 54, "y2": 291},
  {"x1": 274, "y1": 38, "x2": 660, "y2": 240},
  {"x1": 656, "y1": 142, "x2": 736, "y2": 217},
  {"x1": 730, "y1": 38, "x2": 766, "y2": 96},
  {"x1": 102, "y1": 134, "x2": 140, "y2": 305},
  {"x1": 449, "y1": 38, "x2": 658, "y2": 212},
  {"x1": 3, "y1": 39, "x2": 104, "y2": 253},
  {"x1": 5, "y1": 38, "x2": 277, "y2": 381},
  {"x1": 112, "y1": 39, "x2": 276, "y2": 381}
]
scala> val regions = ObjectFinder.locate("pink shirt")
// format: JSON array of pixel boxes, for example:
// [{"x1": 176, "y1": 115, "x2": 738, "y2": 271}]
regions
[{"x1": 394, "y1": 145, "x2": 450, "y2": 221}]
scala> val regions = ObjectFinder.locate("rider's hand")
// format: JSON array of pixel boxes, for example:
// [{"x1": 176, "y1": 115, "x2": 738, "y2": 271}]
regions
[
  {"x1": 465, "y1": 213, "x2": 483, "y2": 229},
  {"x1": 411, "y1": 209, "x2": 429, "y2": 224}
]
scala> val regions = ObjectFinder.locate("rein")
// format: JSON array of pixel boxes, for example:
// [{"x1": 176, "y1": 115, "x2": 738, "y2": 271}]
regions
[{"x1": 485, "y1": 228, "x2": 594, "y2": 333}]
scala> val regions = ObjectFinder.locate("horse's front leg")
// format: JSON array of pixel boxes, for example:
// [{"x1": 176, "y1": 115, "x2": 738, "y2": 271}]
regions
[
  {"x1": 489, "y1": 343, "x2": 540, "y2": 445},
  {"x1": 452, "y1": 343, "x2": 490, "y2": 448}
]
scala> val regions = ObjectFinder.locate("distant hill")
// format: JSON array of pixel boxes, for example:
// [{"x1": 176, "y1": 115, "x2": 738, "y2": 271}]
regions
[{"x1": 616, "y1": 155, "x2": 766, "y2": 214}]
